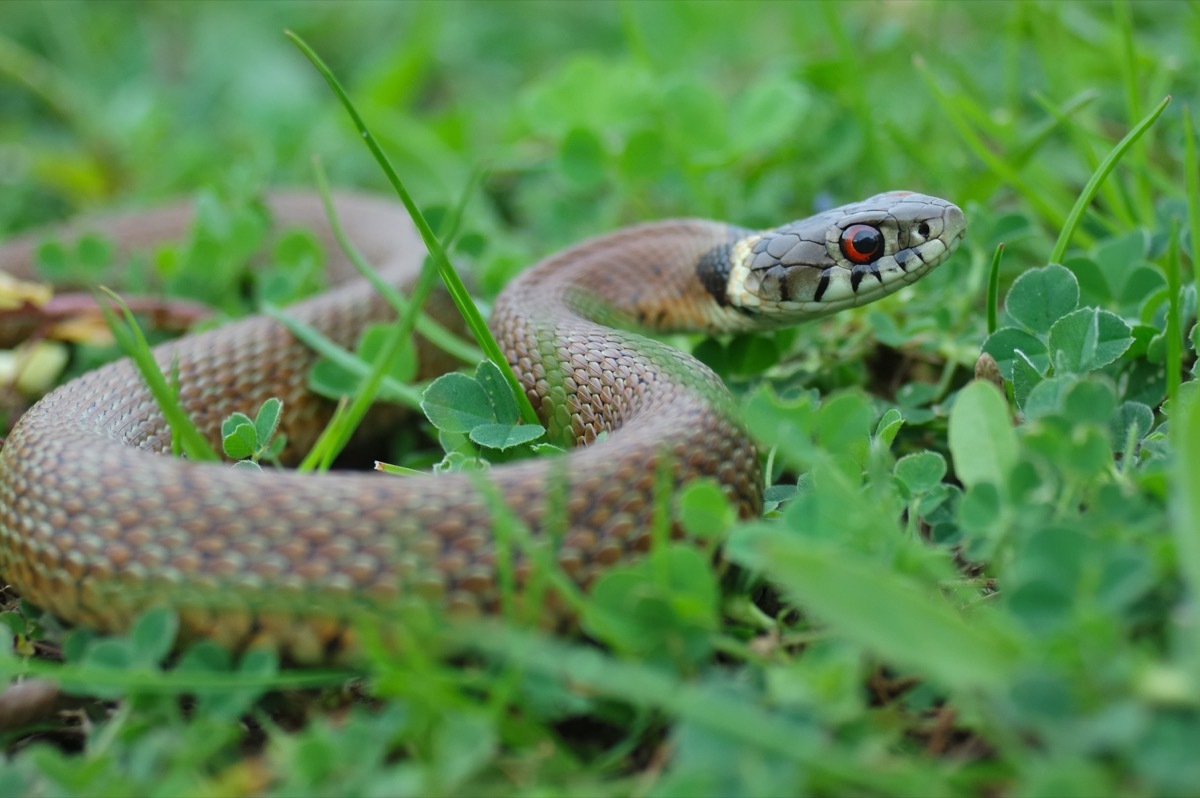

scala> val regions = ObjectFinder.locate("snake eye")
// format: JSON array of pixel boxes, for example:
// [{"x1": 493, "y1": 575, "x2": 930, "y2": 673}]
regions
[{"x1": 839, "y1": 224, "x2": 884, "y2": 265}]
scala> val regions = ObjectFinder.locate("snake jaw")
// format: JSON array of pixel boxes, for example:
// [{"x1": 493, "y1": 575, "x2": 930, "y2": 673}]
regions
[{"x1": 722, "y1": 191, "x2": 965, "y2": 324}]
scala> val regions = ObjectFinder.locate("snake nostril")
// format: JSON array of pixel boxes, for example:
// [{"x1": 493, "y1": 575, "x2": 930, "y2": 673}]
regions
[{"x1": 917, "y1": 222, "x2": 930, "y2": 239}]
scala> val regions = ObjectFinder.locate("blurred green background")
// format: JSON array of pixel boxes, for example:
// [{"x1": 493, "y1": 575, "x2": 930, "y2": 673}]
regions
[
  {"x1": 4, "y1": 1, "x2": 1192, "y2": 293},
  {"x1": 3, "y1": 2, "x2": 1200, "y2": 796}
]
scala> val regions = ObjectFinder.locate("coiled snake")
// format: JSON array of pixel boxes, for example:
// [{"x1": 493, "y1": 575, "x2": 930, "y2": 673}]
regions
[{"x1": 0, "y1": 191, "x2": 965, "y2": 661}]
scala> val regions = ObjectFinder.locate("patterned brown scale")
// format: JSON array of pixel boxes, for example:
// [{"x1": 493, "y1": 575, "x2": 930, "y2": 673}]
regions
[{"x1": 0, "y1": 190, "x2": 964, "y2": 662}]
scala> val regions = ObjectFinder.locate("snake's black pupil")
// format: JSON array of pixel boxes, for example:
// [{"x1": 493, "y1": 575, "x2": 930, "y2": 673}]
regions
[
  {"x1": 841, "y1": 225, "x2": 883, "y2": 264},
  {"x1": 853, "y1": 229, "x2": 879, "y2": 254}
]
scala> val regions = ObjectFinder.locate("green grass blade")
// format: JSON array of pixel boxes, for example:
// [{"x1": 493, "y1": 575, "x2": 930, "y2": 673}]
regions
[
  {"x1": 1185, "y1": 105, "x2": 1200, "y2": 287},
  {"x1": 98, "y1": 289, "x2": 219, "y2": 462},
  {"x1": 310, "y1": 156, "x2": 482, "y2": 366},
  {"x1": 457, "y1": 623, "x2": 950, "y2": 796},
  {"x1": 987, "y1": 243, "x2": 1004, "y2": 334},
  {"x1": 285, "y1": 30, "x2": 540, "y2": 428},
  {"x1": 915, "y1": 56, "x2": 1067, "y2": 230},
  {"x1": 262, "y1": 304, "x2": 423, "y2": 408},
  {"x1": 1011, "y1": 89, "x2": 1099, "y2": 168},
  {"x1": 1048, "y1": 95, "x2": 1171, "y2": 265},
  {"x1": 373, "y1": 461, "x2": 427, "y2": 476},
  {"x1": 300, "y1": 260, "x2": 439, "y2": 473},
  {"x1": 0, "y1": 656, "x2": 350, "y2": 693},
  {"x1": 293, "y1": 159, "x2": 489, "y2": 471},
  {"x1": 1113, "y1": 0, "x2": 1154, "y2": 222},
  {"x1": 1171, "y1": 390, "x2": 1200, "y2": 666},
  {"x1": 1029, "y1": 90, "x2": 1131, "y2": 232},
  {"x1": 1165, "y1": 220, "x2": 1182, "y2": 406}
]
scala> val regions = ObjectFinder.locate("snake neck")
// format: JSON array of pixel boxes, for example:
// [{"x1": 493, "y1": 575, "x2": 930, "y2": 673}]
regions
[
  {"x1": 489, "y1": 219, "x2": 750, "y2": 447},
  {"x1": 494, "y1": 219, "x2": 755, "y2": 333}
]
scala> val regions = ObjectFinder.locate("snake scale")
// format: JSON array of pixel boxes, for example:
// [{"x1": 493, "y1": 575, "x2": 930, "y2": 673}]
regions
[{"x1": 0, "y1": 190, "x2": 964, "y2": 661}]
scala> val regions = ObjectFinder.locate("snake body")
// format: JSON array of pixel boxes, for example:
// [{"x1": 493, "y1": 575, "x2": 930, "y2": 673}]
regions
[{"x1": 0, "y1": 191, "x2": 964, "y2": 661}]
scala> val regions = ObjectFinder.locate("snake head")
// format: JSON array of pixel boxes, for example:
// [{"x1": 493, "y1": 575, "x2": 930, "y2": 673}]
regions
[{"x1": 724, "y1": 191, "x2": 966, "y2": 324}]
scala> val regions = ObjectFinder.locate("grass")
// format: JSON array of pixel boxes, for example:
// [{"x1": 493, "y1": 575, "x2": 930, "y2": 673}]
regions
[{"x1": 1, "y1": 1, "x2": 1199, "y2": 795}]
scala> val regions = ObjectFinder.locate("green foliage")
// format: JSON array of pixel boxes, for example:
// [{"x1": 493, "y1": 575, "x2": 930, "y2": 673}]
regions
[
  {"x1": 220, "y1": 397, "x2": 287, "y2": 467},
  {"x1": 3, "y1": 1, "x2": 1200, "y2": 796},
  {"x1": 420, "y1": 360, "x2": 547, "y2": 463},
  {"x1": 308, "y1": 323, "x2": 417, "y2": 401},
  {"x1": 584, "y1": 545, "x2": 720, "y2": 668}
]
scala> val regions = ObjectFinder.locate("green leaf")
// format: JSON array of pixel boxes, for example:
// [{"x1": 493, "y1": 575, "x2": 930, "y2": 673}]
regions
[
  {"x1": 895, "y1": 452, "x2": 947, "y2": 494},
  {"x1": 1063, "y1": 425, "x2": 1115, "y2": 479},
  {"x1": 475, "y1": 360, "x2": 519, "y2": 425},
  {"x1": 948, "y1": 381, "x2": 1017, "y2": 489},
  {"x1": 0, "y1": 611, "x2": 25, "y2": 637},
  {"x1": 763, "y1": 484, "x2": 798, "y2": 508},
  {"x1": 223, "y1": 423, "x2": 258, "y2": 461},
  {"x1": 77, "y1": 233, "x2": 113, "y2": 271},
  {"x1": 254, "y1": 397, "x2": 283, "y2": 446},
  {"x1": 221, "y1": 412, "x2": 255, "y2": 441},
  {"x1": 1062, "y1": 379, "x2": 1117, "y2": 426},
  {"x1": 259, "y1": 230, "x2": 323, "y2": 304},
  {"x1": 874, "y1": 408, "x2": 904, "y2": 449},
  {"x1": 1023, "y1": 376, "x2": 1076, "y2": 421},
  {"x1": 1111, "y1": 401, "x2": 1154, "y2": 447},
  {"x1": 175, "y1": 640, "x2": 232, "y2": 674},
  {"x1": 1005, "y1": 578, "x2": 1076, "y2": 634},
  {"x1": 1093, "y1": 229, "x2": 1149, "y2": 302},
  {"x1": 726, "y1": 334, "x2": 781, "y2": 377},
  {"x1": 742, "y1": 386, "x2": 818, "y2": 468},
  {"x1": 664, "y1": 81, "x2": 728, "y2": 160},
  {"x1": 677, "y1": 479, "x2": 736, "y2": 539},
  {"x1": 619, "y1": 128, "x2": 669, "y2": 181},
  {"x1": 815, "y1": 392, "x2": 874, "y2": 467},
  {"x1": 35, "y1": 240, "x2": 68, "y2": 278},
  {"x1": 583, "y1": 545, "x2": 719, "y2": 666},
  {"x1": 982, "y1": 327, "x2": 1049, "y2": 379},
  {"x1": 79, "y1": 639, "x2": 134, "y2": 672},
  {"x1": 421, "y1": 372, "x2": 496, "y2": 433},
  {"x1": 1064, "y1": 255, "x2": 1113, "y2": 307},
  {"x1": 469, "y1": 422, "x2": 545, "y2": 450},
  {"x1": 559, "y1": 126, "x2": 607, "y2": 190},
  {"x1": 1005, "y1": 265, "x2": 1079, "y2": 334},
  {"x1": 1048, "y1": 307, "x2": 1134, "y2": 374},
  {"x1": 1124, "y1": 266, "x2": 1168, "y2": 313},
  {"x1": 727, "y1": 525, "x2": 1024, "y2": 690},
  {"x1": 357, "y1": 324, "x2": 418, "y2": 383},
  {"x1": 1012, "y1": 350, "x2": 1044, "y2": 409},
  {"x1": 129, "y1": 607, "x2": 179, "y2": 667},
  {"x1": 432, "y1": 713, "x2": 497, "y2": 791},
  {"x1": 728, "y1": 73, "x2": 811, "y2": 155},
  {"x1": 959, "y1": 482, "x2": 1002, "y2": 534}
]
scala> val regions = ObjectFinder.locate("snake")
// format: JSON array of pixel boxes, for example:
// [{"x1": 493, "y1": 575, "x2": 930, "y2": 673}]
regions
[{"x1": 0, "y1": 190, "x2": 965, "y2": 662}]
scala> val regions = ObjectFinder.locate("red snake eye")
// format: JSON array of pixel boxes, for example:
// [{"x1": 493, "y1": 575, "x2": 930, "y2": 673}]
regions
[{"x1": 839, "y1": 224, "x2": 884, "y2": 265}]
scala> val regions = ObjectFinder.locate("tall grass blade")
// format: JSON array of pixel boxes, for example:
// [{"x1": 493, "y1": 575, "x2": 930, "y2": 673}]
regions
[{"x1": 1048, "y1": 95, "x2": 1170, "y2": 265}]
